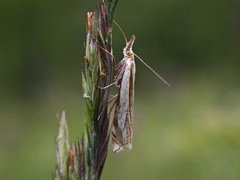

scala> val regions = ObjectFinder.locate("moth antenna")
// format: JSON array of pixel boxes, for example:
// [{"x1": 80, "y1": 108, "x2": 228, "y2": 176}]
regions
[
  {"x1": 113, "y1": 20, "x2": 128, "y2": 43},
  {"x1": 134, "y1": 53, "x2": 170, "y2": 87},
  {"x1": 93, "y1": 37, "x2": 116, "y2": 61},
  {"x1": 98, "y1": 45, "x2": 115, "y2": 60}
]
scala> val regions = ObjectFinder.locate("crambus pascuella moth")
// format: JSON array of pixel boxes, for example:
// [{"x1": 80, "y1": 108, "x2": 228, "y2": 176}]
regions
[
  {"x1": 112, "y1": 35, "x2": 136, "y2": 153},
  {"x1": 112, "y1": 32, "x2": 170, "y2": 153}
]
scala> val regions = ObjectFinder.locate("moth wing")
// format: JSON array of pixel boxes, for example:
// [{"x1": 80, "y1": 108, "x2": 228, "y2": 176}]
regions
[
  {"x1": 112, "y1": 94, "x2": 122, "y2": 152},
  {"x1": 125, "y1": 60, "x2": 135, "y2": 150},
  {"x1": 112, "y1": 59, "x2": 135, "y2": 152},
  {"x1": 112, "y1": 59, "x2": 131, "y2": 152},
  {"x1": 117, "y1": 61, "x2": 132, "y2": 130}
]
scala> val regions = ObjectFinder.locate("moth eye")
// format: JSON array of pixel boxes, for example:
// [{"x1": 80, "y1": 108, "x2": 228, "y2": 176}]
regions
[{"x1": 127, "y1": 52, "x2": 132, "y2": 56}]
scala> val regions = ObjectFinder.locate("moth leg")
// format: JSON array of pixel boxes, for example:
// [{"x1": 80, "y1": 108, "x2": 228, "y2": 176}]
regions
[
  {"x1": 97, "y1": 94, "x2": 118, "y2": 121},
  {"x1": 109, "y1": 94, "x2": 118, "y2": 103},
  {"x1": 98, "y1": 60, "x2": 126, "y2": 89},
  {"x1": 115, "y1": 62, "x2": 126, "y2": 83},
  {"x1": 98, "y1": 64, "x2": 125, "y2": 89},
  {"x1": 108, "y1": 94, "x2": 119, "y2": 132},
  {"x1": 109, "y1": 95, "x2": 118, "y2": 113},
  {"x1": 97, "y1": 81, "x2": 117, "y2": 89}
]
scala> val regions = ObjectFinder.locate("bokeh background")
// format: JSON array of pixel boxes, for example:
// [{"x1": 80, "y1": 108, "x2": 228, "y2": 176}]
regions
[{"x1": 1, "y1": 0, "x2": 240, "y2": 179}]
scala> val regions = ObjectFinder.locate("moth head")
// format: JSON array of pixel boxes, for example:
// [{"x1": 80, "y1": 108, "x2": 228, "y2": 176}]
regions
[{"x1": 124, "y1": 35, "x2": 136, "y2": 58}]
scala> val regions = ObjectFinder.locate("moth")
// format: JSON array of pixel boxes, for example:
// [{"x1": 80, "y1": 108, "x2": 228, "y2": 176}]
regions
[
  {"x1": 111, "y1": 34, "x2": 170, "y2": 153},
  {"x1": 112, "y1": 35, "x2": 136, "y2": 153}
]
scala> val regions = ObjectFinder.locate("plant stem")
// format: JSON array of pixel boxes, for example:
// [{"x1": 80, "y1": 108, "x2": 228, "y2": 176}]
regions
[
  {"x1": 82, "y1": 1, "x2": 119, "y2": 179},
  {"x1": 54, "y1": 1, "x2": 120, "y2": 180}
]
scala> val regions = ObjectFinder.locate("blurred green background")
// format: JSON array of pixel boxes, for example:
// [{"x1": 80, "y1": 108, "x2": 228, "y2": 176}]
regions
[{"x1": 1, "y1": 0, "x2": 240, "y2": 179}]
